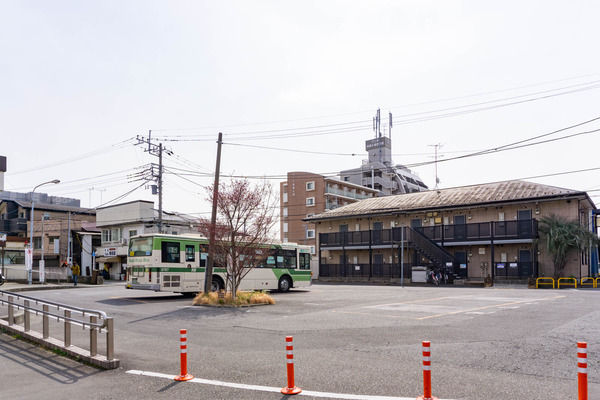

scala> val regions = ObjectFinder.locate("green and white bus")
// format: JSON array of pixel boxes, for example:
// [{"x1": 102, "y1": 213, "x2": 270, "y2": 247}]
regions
[{"x1": 125, "y1": 233, "x2": 312, "y2": 296}]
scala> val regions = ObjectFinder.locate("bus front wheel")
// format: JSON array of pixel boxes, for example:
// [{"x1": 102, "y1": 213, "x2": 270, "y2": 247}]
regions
[{"x1": 278, "y1": 276, "x2": 292, "y2": 293}]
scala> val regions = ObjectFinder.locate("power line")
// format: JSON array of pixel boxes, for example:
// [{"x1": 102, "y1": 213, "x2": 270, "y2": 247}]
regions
[
  {"x1": 140, "y1": 73, "x2": 600, "y2": 136},
  {"x1": 9, "y1": 138, "x2": 136, "y2": 175}
]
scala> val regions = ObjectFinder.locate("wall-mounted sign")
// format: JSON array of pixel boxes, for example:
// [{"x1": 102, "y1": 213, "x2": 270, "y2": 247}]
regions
[
  {"x1": 105, "y1": 247, "x2": 117, "y2": 257},
  {"x1": 365, "y1": 137, "x2": 391, "y2": 151}
]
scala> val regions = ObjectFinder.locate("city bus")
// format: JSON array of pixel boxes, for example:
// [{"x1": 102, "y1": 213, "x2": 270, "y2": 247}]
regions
[{"x1": 125, "y1": 233, "x2": 312, "y2": 296}]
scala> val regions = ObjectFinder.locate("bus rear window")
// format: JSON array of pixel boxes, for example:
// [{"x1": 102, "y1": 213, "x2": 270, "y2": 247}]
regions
[{"x1": 129, "y1": 237, "x2": 153, "y2": 256}]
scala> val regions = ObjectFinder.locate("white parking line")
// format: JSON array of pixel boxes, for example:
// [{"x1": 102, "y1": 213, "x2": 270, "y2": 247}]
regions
[{"x1": 126, "y1": 369, "x2": 448, "y2": 399}]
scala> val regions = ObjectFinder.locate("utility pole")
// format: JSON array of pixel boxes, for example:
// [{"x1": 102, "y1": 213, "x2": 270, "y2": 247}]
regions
[
  {"x1": 428, "y1": 143, "x2": 444, "y2": 189},
  {"x1": 158, "y1": 143, "x2": 163, "y2": 233},
  {"x1": 68, "y1": 211, "x2": 72, "y2": 267},
  {"x1": 136, "y1": 131, "x2": 172, "y2": 233},
  {"x1": 204, "y1": 132, "x2": 223, "y2": 293},
  {"x1": 39, "y1": 215, "x2": 45, "y2": 283}
]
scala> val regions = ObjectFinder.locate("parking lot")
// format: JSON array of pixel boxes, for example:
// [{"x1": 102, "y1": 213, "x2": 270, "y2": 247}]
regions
[{"x1": 1, "y1": 282, "x2": 599, "y2": 399}]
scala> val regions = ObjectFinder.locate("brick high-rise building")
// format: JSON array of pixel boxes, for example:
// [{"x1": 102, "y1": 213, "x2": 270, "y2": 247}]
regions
[{"x1": 280, "y1": 172, "x2": 378, "y2": 255}]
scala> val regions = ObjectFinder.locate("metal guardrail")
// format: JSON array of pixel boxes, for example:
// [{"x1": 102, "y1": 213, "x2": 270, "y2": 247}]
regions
[
  {"x1": 557, "y1": 277, "x2": 577, "y2": 289},
  {"x1": 580, "y1": 277, "x2": 597, "y2": 288},
  {"x1": 0, "y1": 289, "x2": 118, "y2": 369},
  {"x1": 536, "y1": 277, "x2": 555, "y2": 289}
]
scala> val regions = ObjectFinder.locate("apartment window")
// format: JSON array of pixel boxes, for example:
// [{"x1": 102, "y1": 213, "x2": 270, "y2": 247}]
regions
[
  {"x1": 283, "y1": 193, "x2": 288, "y2": 203},
  {"x1": 33, "y1": 237, "x2": 42, "y2": 250},
  {"x1": 129, "y1": 230, "x2": 138, "y2": 238},
  {"x1": 306, "y1": 197, "x2": 315, "y2": 207},
  {"x1": 283, "y1": 207, "x2": 288, "y2": 217},
  {"x1": 306, "y1": 229, "x2": 315, "y2": 239},
  {"x1": 49, "y1": 237, "x2": 59, "y2": 253},
  {"x1": 306, "y1": 181, "x2": 315, "y2": 191},
  {"x1": 102, "y1": 228, "x2": 122, "y2": 243},
  {"x1": 283, "y1": 237, "x2": 289, "y2": 243},
  {"x1": 310, "y1": 246, "x2": 316, "y2": 255},
  {"x1": 283, "y1": 222, "x2": 288, "y2": 233}
]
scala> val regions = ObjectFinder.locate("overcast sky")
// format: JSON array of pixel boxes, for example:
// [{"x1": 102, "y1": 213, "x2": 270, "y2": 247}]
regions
[{"x1": 2, "y1": 1, "x2": 600, "y2": 218}]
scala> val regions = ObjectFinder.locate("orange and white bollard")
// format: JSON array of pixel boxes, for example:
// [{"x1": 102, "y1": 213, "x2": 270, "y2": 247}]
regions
[
  {"x1": 578, "y1": 342, "x2": 588, "y2": 400},
  {"x1": 174, "y1": 329, "x2": 194, "y2": 381},
  {"x1": 281, "y1": 335, "x2": 302, "y2": 395},
  {"x1": 417, "y1": 341, "x2": 438, "y2": 400}
]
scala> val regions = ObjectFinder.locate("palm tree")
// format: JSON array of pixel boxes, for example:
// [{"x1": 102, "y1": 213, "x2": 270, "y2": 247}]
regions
[{"x1": 537, "y1": 213, "x2": 598, "y2": 277}]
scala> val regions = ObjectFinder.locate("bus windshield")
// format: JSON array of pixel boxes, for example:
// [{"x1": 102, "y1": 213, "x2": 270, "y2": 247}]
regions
[{"x1": 129, "y1": 237, "x2": 153, "y2": 257}]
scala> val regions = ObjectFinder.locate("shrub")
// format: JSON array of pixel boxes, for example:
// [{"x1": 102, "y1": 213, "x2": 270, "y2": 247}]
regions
[{"x1": 193, "y1": 290, "x2": 275, "y2": 306}]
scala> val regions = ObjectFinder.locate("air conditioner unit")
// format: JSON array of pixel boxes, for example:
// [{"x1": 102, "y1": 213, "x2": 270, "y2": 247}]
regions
[{"x1": 120, "y1": 238, "x2": 127, "y2": 245}]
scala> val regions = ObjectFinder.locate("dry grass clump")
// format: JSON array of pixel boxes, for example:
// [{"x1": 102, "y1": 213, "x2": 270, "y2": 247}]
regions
[{"x1": 193, "y1": 290, "x2": 275, "y2": 306}]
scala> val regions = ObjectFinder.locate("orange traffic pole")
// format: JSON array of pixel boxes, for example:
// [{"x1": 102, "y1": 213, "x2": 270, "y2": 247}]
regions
[
  {"x1": 281, "y1": 335, "x2": 302, "y2": 395},
  {"x1": 578, "y1": 342, "x2": 588, "y2": 400},
  {"x1": 174, "y1": 329, "x2": 194, "y2": 381},
  {"x1": 417, "y1": 341, "x2": 438, "y2": 400}
]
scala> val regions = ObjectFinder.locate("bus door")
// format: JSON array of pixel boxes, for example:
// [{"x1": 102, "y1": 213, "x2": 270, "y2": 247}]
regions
[{"x1": 183, "y1": 244, "x2": 201, "y2": 291}]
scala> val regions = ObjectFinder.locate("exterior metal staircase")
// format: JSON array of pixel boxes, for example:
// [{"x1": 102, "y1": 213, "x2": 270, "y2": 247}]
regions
[{"x1": 404, "y1": 226, "x2": 458, "y2": 270}]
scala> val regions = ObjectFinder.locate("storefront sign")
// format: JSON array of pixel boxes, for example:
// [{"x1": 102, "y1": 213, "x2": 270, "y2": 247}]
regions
[{"x1": 105, "y1": 247, "x2": 117, "y2": 257}]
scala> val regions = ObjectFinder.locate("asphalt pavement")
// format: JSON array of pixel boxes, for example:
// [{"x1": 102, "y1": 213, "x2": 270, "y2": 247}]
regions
[{"x1": 1, "y1": 281, "x2": 599, "y2": 400}]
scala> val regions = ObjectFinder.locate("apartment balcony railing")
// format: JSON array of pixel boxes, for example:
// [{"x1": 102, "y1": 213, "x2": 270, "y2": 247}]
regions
[
  {"x1": 325, "y1": 187, "x2": 372, "y2": 200},
  {"x1": 415, "y1": 219, "x2": 538, "y2": 243},
  {"x1": 319, "y1": 262, "x2": 416, "y2": 279},
  {"x1": 0, "y1": 218, "x2": 28, "y2": 233},
  {"x1": 320, "y1": 220, "x2": 537, "y2": 249},
  {"x1": 319, "y1": 261, "x2": 538, "y2": 280}
]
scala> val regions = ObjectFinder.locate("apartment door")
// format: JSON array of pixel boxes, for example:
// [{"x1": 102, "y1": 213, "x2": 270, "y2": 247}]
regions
[
  {"x1": 455, "y1": 251, "x2": 468, "y2": 278},
  {"x1": 518, "y1": 210, "x2": 532, "y2": 237},
  {"x1": 373, "y1": 254, "x2": 383, "y2": 277},
  {"x1": 372, "y1": 221, "x2": 383, "y2": 244},
  {"x1": 454, "y1": 215, "x2": 467, "y2": 240},
  {"x1": 519, "y1": 249, "x2": 533, "y2": 277},
  {"x1": 339, "y1": 254, "x2": 348, "y2": 277},
  {"x1": 339, "y1": 224, "x2": 349, "y2": 245}
]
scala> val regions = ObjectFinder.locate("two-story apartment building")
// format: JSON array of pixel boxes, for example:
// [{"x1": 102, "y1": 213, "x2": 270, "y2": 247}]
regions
[
  {"x1": 95, "y1": 200, "x2": 199, "y2": 280},
  {"x1": 306, "y1": 180, "x2": 597, "y2": 282}
]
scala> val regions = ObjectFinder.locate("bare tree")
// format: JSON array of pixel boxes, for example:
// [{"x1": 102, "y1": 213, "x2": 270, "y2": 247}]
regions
[{"x1": 198, "y1": 178, "x2": 277, "y2": 298}]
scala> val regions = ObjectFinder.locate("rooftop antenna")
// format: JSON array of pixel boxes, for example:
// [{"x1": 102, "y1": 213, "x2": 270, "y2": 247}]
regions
[
  {"x1": 388, "y1": 111, "x2": 393, "y2": 140},
  {"x1": 373, "y1": 109, "x2": 382, "y2": 163}
]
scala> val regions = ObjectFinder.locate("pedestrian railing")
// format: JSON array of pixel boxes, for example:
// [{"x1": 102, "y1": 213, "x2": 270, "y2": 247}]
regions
[{"x1": 0, "y1": 289, "x2": 119, "y2": 369}]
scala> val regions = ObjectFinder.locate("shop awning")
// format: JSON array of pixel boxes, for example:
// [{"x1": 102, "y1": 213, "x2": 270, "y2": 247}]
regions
[{"x1": 95, "y1": 256, "x2": 122, "y2": 263}]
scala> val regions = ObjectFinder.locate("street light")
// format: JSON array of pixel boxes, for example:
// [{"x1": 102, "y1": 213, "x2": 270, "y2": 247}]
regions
[{"x1": 28, "y1": 179, "x2": 60, "y2": 285}]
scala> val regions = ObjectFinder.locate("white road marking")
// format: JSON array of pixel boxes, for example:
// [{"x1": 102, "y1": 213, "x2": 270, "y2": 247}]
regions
[{"x1": 126, "y1": 369, "x2": 452, "y2": 400}]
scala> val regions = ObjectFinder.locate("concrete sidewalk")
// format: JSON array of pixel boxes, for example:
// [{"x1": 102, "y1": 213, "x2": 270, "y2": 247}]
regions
[{"x1": 0, "y1": 280, "x2": 125, "y2": 293}]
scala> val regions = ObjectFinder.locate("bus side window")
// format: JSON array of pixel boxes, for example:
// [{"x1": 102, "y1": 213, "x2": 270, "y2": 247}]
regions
[
  {"x1": 199, "y1": 245, "x2": 208, "y2": 267},
  {"x1": 185, "y1": 245, "x2": 195, "y2": 262},
  {"x1": 161, "y1": 241, "x2": 181, "y2": 263}
]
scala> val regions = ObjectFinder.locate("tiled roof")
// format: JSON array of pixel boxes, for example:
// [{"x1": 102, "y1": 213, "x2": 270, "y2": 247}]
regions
[
  {"x1": 306, "y1": 180, "x2": 590, "y2": 221},
  {"x1": 6, "y1": 200, "x2": 96, "y2": 215}
]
